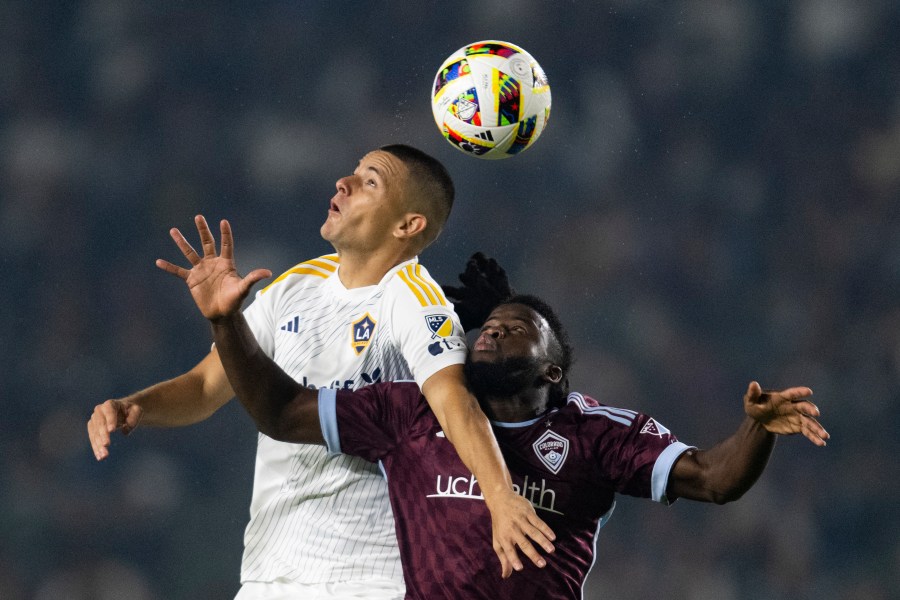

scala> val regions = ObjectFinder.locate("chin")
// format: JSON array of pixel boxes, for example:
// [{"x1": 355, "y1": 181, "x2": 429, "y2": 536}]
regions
[{"x1": 320, "y1": 223, "x2": 336, "y2": 242}]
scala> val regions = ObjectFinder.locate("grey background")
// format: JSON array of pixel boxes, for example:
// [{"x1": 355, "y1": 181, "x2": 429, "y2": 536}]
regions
[{"x1": 2, "y1": 1, "x2": 898, "y2": 598}]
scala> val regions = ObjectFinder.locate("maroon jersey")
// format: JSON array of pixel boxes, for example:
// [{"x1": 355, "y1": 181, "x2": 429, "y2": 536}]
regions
[{"x1": 319, "y1": 382, "x2": 693, "y2": 599}]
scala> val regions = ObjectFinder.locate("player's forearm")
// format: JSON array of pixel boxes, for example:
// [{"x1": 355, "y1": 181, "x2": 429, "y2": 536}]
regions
[
  {"x1": 422, "y1": 367, "x2": 513, "y2": 496},
  {"x1": 125, "y1": 357, "x2": 230, "y2": 427},
  {"x1": 210, "y1": 313, "x2": 321, "y2": 443},
  {"x1": 691, "y1": 417, "x2": 776, "y2": 504},
  {"x1": 449, "y1": 401, "x2": 514, "y2": 495}
]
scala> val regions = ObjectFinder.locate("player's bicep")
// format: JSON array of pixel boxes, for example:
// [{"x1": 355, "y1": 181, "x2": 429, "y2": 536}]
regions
[
  {"x1": 271, "y1": 386, "x2": 324, "y2": 445},
  {"x1": 330, "y1": 383, "x2": 413, "y2": 463},
  {"x1": 666, "y1": 449, "x2": 716, "y2": 502}
]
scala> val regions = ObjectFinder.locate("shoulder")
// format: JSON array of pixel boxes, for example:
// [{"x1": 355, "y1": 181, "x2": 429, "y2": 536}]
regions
[
  {"x1": 564, "y1": 392, "x2": 641, "y2": 428},
  {"x1": 257, "y1": 254, "x2": 340, "y2": 296},
  {"x1": 385, "y1": 259, "x2": 452, "y2": 310}
]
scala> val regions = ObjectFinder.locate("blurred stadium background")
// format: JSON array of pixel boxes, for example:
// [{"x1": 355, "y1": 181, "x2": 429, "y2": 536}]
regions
[{"x1": 1, "y1": 1, "x2": 898, "y2": 598}]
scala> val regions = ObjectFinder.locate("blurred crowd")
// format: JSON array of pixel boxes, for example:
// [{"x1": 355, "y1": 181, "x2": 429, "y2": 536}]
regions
[{"x1": 1, "y1": 1, "x2": 897, "y2": 599}]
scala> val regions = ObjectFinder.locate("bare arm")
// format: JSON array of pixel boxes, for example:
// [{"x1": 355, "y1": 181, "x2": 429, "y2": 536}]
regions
[
  {"x1": 150, "y1": 215, "x2": 321, "y2": 442},
  {"x1": 421, "y1": 365, "x2": 556, "y2": 578},
  {"x1": 87, "y1": 326, "x2": 234, "y2": 461},
  {"x1": 667, "y1": 382, "x2": 829, "y2": 503},
  {"x1": 210, "y1": 312, "x2": 323, "y2": 444}
]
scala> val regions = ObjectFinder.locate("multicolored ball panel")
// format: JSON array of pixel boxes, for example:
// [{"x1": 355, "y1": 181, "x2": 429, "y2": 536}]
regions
[
  {"x1": 494, "y1": 70, "x2": 521, "y2": 127},
  {"x1": 433, "y1": 59, "x2": 470, "y2": 100},
  {"x1": 431, "y1": 40, "x2": 551, "y2": 159}
]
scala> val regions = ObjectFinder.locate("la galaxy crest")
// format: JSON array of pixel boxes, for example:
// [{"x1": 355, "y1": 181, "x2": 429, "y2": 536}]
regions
[
  {"x1": 351, "y1": 313, "x2": 376, "y2": 355},
  {"x1": 532, "y1": 430, "x2": 569, "y2": 474}
]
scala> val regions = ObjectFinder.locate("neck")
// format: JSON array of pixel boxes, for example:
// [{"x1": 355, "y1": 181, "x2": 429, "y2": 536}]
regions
[
  {"x1": 480, "y1": 390, "x2": 551, "y2": 423},
  {"x1": 335, "y1": 246, "x2": 417, "y2": 288}
]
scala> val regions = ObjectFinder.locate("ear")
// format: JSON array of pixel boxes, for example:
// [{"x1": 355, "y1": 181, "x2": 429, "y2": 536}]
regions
[
  {"x1": 543, "y1": 364, "x2": 563, "y2": 385},
  {"x1": 394, "y1": 213, "x2": 428, "y2": 240}
]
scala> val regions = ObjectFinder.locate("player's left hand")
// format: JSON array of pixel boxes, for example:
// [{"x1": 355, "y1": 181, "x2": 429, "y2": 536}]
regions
[
  {"x1": 743, "y1": 381, "x2": 830, "y2": 446},
  {"x1": 485, "y1": 489, "x2": 556, "y2": 578},
  {"x1": 155, "y1": 215, "x2": 271, "y2": 321}
]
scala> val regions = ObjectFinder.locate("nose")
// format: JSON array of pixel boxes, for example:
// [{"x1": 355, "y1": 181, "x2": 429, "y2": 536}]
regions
[
  {"x1": 483, "y1": 326, "x2": 503, "y2": 339},
  {"x1": 335, "y1": 176, "x2": 351, "y2": 195}
]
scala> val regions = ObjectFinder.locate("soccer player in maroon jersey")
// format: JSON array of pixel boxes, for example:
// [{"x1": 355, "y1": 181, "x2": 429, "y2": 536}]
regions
[{"x1": 171, "y1": 223, "x2": 829, "y2": 598}]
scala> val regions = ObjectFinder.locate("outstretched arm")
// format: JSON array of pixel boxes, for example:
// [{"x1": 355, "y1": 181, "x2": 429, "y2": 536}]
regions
[
  {"x1": 87, "y1": 349, "x2": 233, "y2": 460},
  {"x1": 422, "y1": 366, "x2": 556, "y2": 578},
  {"x1": 211, "y1": 309, "x2": 323, "y2": 443},
  {"x1": 87, "y1": 214, "x2": 254, "y2": 461},
  {"x1": 155, "y1": 215, "x2": 323, "y2": 443},
  {"x1": 667, "y1": 382, "x2": 829, "y2": 503}
]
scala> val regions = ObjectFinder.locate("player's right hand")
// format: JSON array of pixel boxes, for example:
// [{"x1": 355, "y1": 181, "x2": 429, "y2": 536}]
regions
[
  {"x1": 87, "y1": 399, "x2": 143, "y2": 461},
  {"x1": 155, "y1": 215, "x2": 271, "y2": 322},
  {"x1": 443, "y1": 252, "x2": 515, "y2": 332}
]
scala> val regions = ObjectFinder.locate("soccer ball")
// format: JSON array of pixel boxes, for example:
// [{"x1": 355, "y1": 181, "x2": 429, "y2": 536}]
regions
[{"x1": 431, "y1": 40, "x2": 551, "y2": 159}]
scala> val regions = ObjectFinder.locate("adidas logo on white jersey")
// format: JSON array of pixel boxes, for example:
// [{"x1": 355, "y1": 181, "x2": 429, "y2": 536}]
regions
[{"x1": 280, "y1": 316, "x2": 300, "y2": 333}]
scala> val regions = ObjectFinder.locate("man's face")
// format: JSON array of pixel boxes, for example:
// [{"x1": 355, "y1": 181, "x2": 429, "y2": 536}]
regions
[
  {"x1": 320, "y1": 150, "x2": 411, "y2": 253},
  {"x1": 465, "y1": 303, "x2": 555, "y2": 397}
]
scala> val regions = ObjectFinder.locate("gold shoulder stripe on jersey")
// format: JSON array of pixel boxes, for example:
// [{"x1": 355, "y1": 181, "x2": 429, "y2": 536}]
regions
[
  {"x1": 413, "y1": 264, "x2": 448, "y2": 306},
  {"x1": 397, "y1": 269, "x2": 428, "y2": 306},
  {"x1": 398, "y1": 265, "x2": 447, "y2": 307},
  {"x1": 259, "y1": 255, "x2": 339, "y2": 294}
]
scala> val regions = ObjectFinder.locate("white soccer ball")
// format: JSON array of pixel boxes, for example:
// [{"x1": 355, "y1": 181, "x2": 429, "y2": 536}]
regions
[{"x1": 431, "y1": 40, "x2": 551, "y2": 159}]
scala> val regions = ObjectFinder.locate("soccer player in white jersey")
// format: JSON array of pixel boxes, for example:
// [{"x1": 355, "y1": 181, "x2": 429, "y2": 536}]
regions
[
  {"x1": 157, "y1": 227, "x2": 829, "y2": 598},
  {"x1": 87, "y1": 144, "x2": 554, "y2": 599}
]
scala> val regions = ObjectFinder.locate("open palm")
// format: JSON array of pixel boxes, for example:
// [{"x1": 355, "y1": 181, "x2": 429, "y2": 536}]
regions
[{"x1": 156, "y1": 215, "x2": 272, "y2": 320}]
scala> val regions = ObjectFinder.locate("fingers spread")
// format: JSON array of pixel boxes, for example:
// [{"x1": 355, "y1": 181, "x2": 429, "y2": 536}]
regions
[
  {"x1": 155, "y1": 259, "x2": 189, "y2": 280},
  {"x1": 194, "y1": 215, "x2": 217, "y2": 257},
  {"x1": 243, "y1": 269, "x2": 273, "y2": 294},
  {"x1": 219, "y1": 219, "x2": 234, "y2": 260},
  {"x1": 169, "y1": 227, "x2": 202, "y2": 266}
]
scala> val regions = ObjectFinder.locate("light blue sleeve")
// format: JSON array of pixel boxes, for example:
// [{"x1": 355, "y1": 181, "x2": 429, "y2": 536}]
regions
[
  {"x1": 318, "y1": 388, "x2": 341, "y2": 456},
  {"x1": 651, "y1": 441, "x2": 696, "y2": 504}
]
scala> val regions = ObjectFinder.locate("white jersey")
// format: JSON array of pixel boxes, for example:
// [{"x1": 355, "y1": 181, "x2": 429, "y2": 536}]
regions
[{"x1": 239, "y1": 254, "x2": 467, "y2": 586}]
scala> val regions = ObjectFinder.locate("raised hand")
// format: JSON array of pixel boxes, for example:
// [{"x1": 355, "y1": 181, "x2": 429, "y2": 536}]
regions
[
  {"x1": 743, "y1": 381, "x2": 830, "y2": 446},
  {"x1": 155, "y1": 215, "x2": 272, "y2": 321},
  {"x1": 443, "y1": 252, "x2": 514, "y2": 332}
]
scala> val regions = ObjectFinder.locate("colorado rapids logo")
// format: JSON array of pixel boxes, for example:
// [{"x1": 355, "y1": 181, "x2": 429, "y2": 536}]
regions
[
  {"x1": 351, "y1": 313, "x2": 376, "y2": 355},
  {"x1": 532, "y1": 430, "x2": 569, "y2": 474}
]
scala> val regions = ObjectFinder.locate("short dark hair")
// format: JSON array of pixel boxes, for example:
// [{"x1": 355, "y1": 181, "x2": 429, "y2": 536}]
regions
[
  {"x1": 503, "y1": 294, "x2": 574, "y2": 407},
  {"x1": 380, "y1": 144, "x2": 455, "y2": 249}
]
